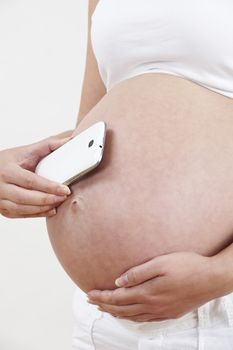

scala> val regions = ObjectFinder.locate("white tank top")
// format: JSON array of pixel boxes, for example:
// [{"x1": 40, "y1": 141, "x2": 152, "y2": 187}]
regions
[{"x1": 91, "y1": 0, "x2": 233, "y2": 98}]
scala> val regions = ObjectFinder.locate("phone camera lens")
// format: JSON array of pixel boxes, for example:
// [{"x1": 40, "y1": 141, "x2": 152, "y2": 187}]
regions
[{"x1": 88, "y1": 140, "x2": 94, "y2": 148}]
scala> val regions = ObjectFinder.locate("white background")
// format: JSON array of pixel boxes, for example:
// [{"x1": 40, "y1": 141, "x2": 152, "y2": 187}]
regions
[{"x1": 0, "y1": 1, "x2": 88, "y2": 349}]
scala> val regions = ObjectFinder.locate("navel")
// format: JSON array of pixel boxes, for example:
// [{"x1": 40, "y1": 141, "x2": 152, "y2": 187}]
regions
[{"x1": 71, "y1": 195, "x2": 86, "y2": 212}]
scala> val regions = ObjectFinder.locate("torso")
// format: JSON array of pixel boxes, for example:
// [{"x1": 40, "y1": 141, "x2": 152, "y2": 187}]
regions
[{"x1": 46, "y1": 73, "x2": 233, "y2": 292}]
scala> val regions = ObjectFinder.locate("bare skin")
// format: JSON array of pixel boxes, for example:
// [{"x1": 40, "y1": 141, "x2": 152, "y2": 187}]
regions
[
  {"x1": 0, "y1": 134, "x2": 72, "y2": 219},
  {"x1": 46, "y1": 72, "x2": 233, "y2": 293}
]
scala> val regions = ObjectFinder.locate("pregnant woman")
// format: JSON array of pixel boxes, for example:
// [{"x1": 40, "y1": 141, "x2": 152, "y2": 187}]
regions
[
  {"x1": 46, "y1": 0, "x2": 233, "y2": 348},
  {"x1": 1, "y1": 0, "x2": 233, "y2": 349}
]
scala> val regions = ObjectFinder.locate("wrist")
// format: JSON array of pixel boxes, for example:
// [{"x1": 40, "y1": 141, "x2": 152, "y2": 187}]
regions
[{"x1": 209, "y1": 251, "x2": 233, "y2": 297}]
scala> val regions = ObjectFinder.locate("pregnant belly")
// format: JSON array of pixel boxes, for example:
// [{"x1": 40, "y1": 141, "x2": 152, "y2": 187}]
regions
[{"x1": 46, "y1": 73, "x2": 233, "y2": 292}]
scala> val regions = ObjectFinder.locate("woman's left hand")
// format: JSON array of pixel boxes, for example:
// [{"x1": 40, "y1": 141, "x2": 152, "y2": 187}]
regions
[{"x1": 87, "y1": 252, "x2": 227, "y2": 322}]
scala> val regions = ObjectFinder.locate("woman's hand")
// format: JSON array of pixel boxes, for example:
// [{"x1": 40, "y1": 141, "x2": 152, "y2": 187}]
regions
[
  {"x1": 0, "y1": 132, "x2": 73, "y2": 219},
  {"x1": 87, "y1": 251, "x2": 229, "y2": 322}
]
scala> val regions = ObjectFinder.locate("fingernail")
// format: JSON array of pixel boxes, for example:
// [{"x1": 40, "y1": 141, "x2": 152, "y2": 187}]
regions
[
  {"x1": 88, "y1": 291, "x2": 99, "y2": 299},
  {"x1": 54, "y1": 195, "x2": 67, "y2": 202},
  {"x1": 57, "y1": 185, "x2": 71, "y2": 195},
  {"x1": 46, "y1": 209, "x2": 56, "y2": 217},
  {"x1": 115, "y1": 274, "x2": 128, "y2": 287}
]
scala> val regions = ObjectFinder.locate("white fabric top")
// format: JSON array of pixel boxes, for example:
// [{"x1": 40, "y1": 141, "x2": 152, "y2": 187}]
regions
[{"x1": 91, "y1": 0, "x2": 233, "y2": 98}]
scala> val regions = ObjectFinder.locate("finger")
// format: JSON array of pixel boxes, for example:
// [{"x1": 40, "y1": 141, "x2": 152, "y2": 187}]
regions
[
  {"x1": 1, "y1": 183, "x2": 68, "y2": 206},
  {"x1": 95, "y1": 303, "x2": 148, "y2": 318},
  {"x1": 5, "y1": 163, "x2": 71, "y2": 196},
  {"x1": 115, "y1": 257, "x2": 165, "y2": 288},
  {"x1": 18, "y1": 136, "x2": 72, "y2": 167},
  {"x1": 87, "y1": 286, "x2": 144, "y2": 306},
  {"x1": 15, "y1": 136, "x2": 72, "y2": 173},
  {"x1": 15, "y1": 208, "x2": 57, "y2": 219},
  {"x1": 147, "y1": 317, "x2": 169, "y2": 322},
  {"x1": 41, "y1": 135, "x2": 72, "y2": 151},
  {"x1": 0, "y1": 199, "x2": 58, "y2": 217},
  {"x1": 117, "y1": 314, "x2": 167, "y2": 322}
]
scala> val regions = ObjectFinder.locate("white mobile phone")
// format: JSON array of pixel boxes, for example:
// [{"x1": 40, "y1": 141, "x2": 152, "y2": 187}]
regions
[{"x1": 35, "y1": 121, "x2": 106, "y2": 186}]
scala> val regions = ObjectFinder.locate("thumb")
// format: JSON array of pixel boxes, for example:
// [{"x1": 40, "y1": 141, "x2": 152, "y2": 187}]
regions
[
  {"x1": 18, "y1": 136, "x2": 72, "y2": 171},
  {"x1": 43, "y1": 135, "x2": 72, "y2": 152},
  {"x1": 115, "y1": 257, "x2": 164, "y2": 288}
]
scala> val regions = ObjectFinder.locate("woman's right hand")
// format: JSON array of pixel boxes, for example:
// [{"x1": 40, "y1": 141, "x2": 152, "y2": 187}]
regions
[{"x1": 0, "y1": 135, "x2": 72, "y2": 219}]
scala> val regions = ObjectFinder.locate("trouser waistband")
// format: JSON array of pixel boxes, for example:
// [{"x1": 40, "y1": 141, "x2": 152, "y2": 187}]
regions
[{"x1": 198, "y1": 294, "x2": 233, "y2": 329}]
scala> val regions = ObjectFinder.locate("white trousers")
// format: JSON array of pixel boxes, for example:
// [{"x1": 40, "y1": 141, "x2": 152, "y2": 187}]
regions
[{"x1": 72, "y1": 287, "x2": 233, "y2": 349}]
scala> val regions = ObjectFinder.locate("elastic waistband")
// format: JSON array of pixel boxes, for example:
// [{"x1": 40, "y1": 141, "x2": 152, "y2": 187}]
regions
[
  {"x1": 74, "y1": 287, "x2": 198, "y2": 334},
  {"x1": 73, "y1": 287, "x2": 233, "y2": 335},
  {"x1": 111, "y1": 310, "x2": 198, "y2": 336},
  {"x1": 197, "y1": 293, "x2": 233, "y2": 329}
]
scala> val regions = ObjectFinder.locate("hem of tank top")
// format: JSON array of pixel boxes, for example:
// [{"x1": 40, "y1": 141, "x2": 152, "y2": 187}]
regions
[
  {"x1": 107, "y1": 69, "x2": 233, "y2": 99},
  {"x1": 106, "y1": 69, "x2": 185, "y2": 92}
]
